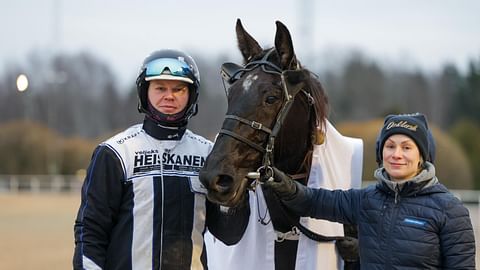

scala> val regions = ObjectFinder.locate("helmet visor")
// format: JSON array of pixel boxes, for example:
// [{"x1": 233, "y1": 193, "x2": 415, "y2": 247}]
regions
[{"x1": 145, "y1": 58, "x2": 194, "y2": 83}]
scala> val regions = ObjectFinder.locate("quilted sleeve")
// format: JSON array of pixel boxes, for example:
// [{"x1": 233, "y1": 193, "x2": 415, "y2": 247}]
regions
[{"x1": 440, "y1": 198, "x2": 476, "y2": 269}]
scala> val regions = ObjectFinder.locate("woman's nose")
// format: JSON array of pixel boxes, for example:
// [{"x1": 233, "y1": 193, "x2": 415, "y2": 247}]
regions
[{"x1": 392, "y1": 146, "x2": 403, "y2": 157}]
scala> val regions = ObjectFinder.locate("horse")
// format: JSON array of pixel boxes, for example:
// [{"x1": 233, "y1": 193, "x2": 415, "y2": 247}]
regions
[{"x1": 200, "y1": 19, "x2": 361, "y2": 270}]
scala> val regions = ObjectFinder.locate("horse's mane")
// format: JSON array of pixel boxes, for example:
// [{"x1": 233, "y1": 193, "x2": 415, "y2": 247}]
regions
[
  {"x1": 303, "y1": 70, "x2": 329, "y2": 132},
  {"x1": 294, "y1": 73, "x2": 328, "y2": 182}
]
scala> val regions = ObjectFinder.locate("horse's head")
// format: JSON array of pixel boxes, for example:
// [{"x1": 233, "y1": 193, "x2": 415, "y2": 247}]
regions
[{"x1": 200, "y1": 19, "x2": 328, "y2": 206}]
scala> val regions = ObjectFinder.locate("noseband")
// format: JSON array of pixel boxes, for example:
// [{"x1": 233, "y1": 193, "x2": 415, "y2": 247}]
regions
[{"x1": 220, "y1": 49, "x2": 314, "y2": 185}]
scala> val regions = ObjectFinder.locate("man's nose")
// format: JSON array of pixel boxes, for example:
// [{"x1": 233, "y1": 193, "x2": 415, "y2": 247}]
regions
[{"x1": 163, "y1": 89, "x2": 175, "y2": 98}]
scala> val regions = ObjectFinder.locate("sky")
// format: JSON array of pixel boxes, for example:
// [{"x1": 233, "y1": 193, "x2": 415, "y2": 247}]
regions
[{"x1": 1, "y1": 0, "x2": 479, "y2": 88}]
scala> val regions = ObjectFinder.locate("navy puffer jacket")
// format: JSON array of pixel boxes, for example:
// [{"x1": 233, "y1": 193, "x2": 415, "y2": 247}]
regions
[{"x1": 283, "y1": 163, "x2": 476, "y2": 269}]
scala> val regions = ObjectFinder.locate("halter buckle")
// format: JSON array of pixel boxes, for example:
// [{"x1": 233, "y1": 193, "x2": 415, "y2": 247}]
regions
[
  {"x1": 275, "y1": 226, "x2": 301, "y2": 242},
  {"x1": 251, "y1": 121, "x2": 263, "y2": 130},
  {"x1": 266, "y1": 143, "x2": 273, "y2": 153}
]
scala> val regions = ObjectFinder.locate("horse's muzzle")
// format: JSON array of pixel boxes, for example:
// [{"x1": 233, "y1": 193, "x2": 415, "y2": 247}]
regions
[{"x1": 199, "y1": 170, "x2": 248, "y2": 207}]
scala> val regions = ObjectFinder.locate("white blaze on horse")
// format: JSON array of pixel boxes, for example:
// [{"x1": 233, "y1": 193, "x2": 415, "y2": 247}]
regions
[{"x1": 200, "y1": 19, "x2": 363, "y2": 270}]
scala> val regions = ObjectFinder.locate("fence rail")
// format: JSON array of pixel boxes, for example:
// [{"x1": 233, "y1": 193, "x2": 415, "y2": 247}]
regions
[
  {"x1": 1, "y1": 175, "x2": 479, "y2": 203},
  {"x1": 0, "y1": 175, "x2": 84, "y2": 193}
]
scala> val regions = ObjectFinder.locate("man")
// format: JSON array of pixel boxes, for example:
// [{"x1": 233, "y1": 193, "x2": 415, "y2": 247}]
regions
[{"x1": 73, "y1": 49, "x2": 223, "y2": 269}]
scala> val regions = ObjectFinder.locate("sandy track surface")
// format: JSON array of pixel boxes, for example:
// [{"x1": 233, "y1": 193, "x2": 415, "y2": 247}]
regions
[{"x1": 0, "y1": 194, "x2": 478, "y2": 269}]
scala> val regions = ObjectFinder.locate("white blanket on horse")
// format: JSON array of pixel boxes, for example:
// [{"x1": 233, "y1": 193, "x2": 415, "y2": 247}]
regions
[{"x1": 205, "y1": 121, "x2": 363, "y2": 270}]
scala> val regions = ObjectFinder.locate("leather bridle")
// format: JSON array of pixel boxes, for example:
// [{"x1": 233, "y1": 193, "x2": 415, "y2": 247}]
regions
[
  {"x1": 219, "y1": 49, "x2": 345, "y2": 243},
  {"x1": 219, "y1": 49, "x2": 313, "y2": 184}
]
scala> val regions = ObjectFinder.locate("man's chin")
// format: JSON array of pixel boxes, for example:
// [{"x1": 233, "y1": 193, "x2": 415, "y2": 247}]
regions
[{"x1": 158, "y1": 108, "x2": 179, "y2": 115}]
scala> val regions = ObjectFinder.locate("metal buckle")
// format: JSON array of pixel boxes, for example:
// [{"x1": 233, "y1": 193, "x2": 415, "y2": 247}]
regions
[
  {"x1": 265, "y1": 143, "x2": 273, "y2": 153},
  {"x1": 251, "y1": 121, "x2": 262, "y2": 130},
  {"x1": 275, "y1": 226, "x2": 300, "y2": 242}
]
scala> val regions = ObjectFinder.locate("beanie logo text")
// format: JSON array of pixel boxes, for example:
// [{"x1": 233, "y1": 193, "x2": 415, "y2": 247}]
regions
[{"x1": 386, "y1": 121, "x2": 418, "y2": 131}]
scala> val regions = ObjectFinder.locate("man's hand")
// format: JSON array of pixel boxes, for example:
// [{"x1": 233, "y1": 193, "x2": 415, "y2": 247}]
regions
[{"x1": 263, "y1": 167, "x2": 297, "y2": 200}]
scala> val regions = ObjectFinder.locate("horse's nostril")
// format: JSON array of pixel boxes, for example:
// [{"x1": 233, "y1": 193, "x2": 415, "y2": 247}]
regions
[{"x1": 214, "y1": 175, "x2": 234, "y2": 193}]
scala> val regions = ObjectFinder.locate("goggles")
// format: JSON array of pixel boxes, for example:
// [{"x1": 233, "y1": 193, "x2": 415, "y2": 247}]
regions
[{"x1": 145, "y1": 58, "x2": 194, "y2": 83}]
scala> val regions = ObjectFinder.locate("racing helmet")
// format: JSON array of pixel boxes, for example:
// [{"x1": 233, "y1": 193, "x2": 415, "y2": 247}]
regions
[{"x1": 136, "y1": 49, "x2": 200, "y2": 127}]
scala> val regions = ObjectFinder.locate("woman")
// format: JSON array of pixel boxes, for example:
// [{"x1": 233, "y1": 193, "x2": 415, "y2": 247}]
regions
[{"x1": 265, "y1": 113, "x2": 475, "y2": 269}]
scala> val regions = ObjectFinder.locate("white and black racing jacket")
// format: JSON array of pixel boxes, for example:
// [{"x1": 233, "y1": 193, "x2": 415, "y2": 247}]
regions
[{"x1": 74, "y1": 120, "x2": 216, "y2": 270}]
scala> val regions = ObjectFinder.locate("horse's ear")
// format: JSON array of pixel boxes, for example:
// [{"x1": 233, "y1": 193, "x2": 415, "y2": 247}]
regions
[
  {"x1": 274, "y1": 21, "x2": 299, "y2": 70},
  {"x1": 282, "y1": 69, "x2": 308, "y2": 97},
  {"x1": 236, "y1": 19, "x2": 262, "y2": 63}
]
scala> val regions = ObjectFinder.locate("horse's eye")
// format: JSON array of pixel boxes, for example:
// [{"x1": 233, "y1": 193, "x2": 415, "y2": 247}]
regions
[{"x1": 265, "y1": 96, "x2": 279, "y2": 104}]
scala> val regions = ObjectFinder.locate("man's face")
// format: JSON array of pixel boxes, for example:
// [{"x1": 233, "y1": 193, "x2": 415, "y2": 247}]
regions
[{"x1": 147, "y1": 79, "x2": 190, "y2": 115}]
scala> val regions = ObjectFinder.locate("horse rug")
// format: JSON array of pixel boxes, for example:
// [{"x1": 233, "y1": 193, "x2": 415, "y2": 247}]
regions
[{"x1": 204, "y1": 120, "x2": 363, "y2": 270}]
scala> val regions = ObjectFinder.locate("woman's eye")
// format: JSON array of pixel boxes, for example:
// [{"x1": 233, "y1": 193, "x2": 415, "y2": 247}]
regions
[{"x1": 265, "y1": 96, "x2": 279, "y2": 104}]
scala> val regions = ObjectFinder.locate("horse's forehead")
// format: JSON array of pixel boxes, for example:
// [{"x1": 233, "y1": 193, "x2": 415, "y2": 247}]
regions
[{"x1": 241, "y1": 74, "x2": 259, "y2": 93}]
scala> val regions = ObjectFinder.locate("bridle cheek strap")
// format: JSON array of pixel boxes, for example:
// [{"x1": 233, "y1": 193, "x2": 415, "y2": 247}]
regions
[
  {"x1": 224, "y1": 115, "x2": 272, "y2": 134},
  {"x1": 219, "y1": 129, "x2": 266, "y2": 153}
]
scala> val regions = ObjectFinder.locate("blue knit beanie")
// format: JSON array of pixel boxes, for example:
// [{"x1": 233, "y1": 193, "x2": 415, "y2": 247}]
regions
[{"x1": 376, "y1": 113, "x2": 433, "y2": 165}]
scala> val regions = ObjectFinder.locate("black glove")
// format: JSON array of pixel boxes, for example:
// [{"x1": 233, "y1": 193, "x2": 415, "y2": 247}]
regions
[
  {"x1": 336, "y1": 224, "x2": 360, "y2": 264},
  {"x1": 336, "y1": 236, "x2": 359, "y2": 262},
  {"x1": 263, "y1": 167, "x2": 297, "y2": 200}
]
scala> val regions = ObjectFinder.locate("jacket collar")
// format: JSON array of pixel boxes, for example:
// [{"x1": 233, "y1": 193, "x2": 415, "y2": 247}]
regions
[
  {"x1": 142, "y1": 117, "x2": 186, "y2": 141},
  {"x1": 375, "y1": 162, "x2": 441, "y2": 196}
]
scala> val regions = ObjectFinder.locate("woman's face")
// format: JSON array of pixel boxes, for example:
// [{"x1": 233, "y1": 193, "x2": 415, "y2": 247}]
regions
[{"x1": 382, "y1": 134, "x2": 422, "y2": 181}]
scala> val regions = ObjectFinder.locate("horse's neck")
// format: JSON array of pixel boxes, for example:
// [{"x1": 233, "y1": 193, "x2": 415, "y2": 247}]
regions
[
  {"x1": 274, "y1": 103, "x2": 313, "y2": 179},
  {"x1": 271, "y1": 74, "x2": 323, "y2": 182}
]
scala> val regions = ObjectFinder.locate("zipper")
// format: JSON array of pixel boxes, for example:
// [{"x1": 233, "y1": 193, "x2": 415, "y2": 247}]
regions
[
  {"x1": 394, "y1": 185, "x2": 401, "y2": 204},
  {"x1": 387, "y1": 189, "x2": 401, "y2": 269},
  {"x1": 159, "y1": 148, "x2": 164, "y2": 268}
]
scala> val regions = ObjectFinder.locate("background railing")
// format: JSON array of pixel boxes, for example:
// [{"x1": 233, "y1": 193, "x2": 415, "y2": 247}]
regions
[
  {"x1": 2, "y1": 175, "x2": 480, "y2": 204},
  {"x1": 0, "y1": 175, "x2": 84, "y2": 193}
]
